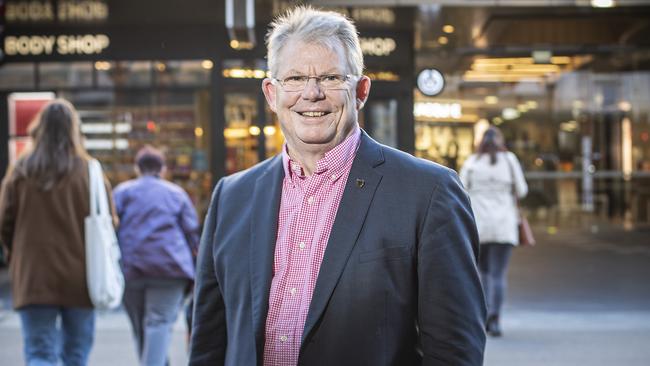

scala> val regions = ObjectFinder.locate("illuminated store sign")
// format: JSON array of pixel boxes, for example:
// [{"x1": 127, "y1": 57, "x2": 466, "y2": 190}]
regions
[
  {"x1": 5, "y1": 0, "x2": 108, "y2": 23},
  {"x1": 4, "y1": 34, "x2": 110, "y2": 56},
  {"x1": 414, "y1": 102, "x2": 462, "y2": 119},
  {"x1": 360, "y1": 37, "x2": 396, "y2": 57}
]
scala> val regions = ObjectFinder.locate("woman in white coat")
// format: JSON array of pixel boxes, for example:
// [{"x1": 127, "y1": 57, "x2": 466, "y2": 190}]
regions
[{"x1": 459, "y1": 126, "x2": 528, "y2": 337}]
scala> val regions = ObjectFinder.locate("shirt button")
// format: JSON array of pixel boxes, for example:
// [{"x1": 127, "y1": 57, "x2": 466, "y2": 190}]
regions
[
  {"x1": 290, "y1": 287, "x2": 297, "y2": 295},
  {"x1": 307, "y1": 196, "x2": 315, "y2": 205},
  {"x1": 280, "y1": 335, "x2": 288, "y2": 342},
  {"x1": 299, "y1": 242, "x2": 306, "y2": 250},
  {"x1": 331, "y1": 174, "x2": 337, "y2": 180}
]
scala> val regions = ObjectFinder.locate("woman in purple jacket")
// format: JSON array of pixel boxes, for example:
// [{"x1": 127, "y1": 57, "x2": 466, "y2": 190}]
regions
[{"x1": 113, "y1": 145, "x2": 199, "y2": 366}]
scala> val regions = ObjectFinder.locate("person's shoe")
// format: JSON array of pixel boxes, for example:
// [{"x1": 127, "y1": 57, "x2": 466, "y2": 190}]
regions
[{"x1": 486, "y1": 315, "x2": 502, "y2": 337}]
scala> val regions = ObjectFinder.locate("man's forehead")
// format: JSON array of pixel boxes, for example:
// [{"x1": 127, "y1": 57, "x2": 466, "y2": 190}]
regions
[{"x1": 274, "y1": 39, "x2": 347, "y2": 74}]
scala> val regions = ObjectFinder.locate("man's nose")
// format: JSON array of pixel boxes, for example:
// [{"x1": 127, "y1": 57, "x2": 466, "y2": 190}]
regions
[{"x1": 301, "y1": 78, "x2": 325, "y2": 100}]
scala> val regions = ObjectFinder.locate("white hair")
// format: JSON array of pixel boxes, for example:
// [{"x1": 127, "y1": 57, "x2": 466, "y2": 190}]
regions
[{"x1": 266, "y1": 6, "x2": 364, "y2": 78}]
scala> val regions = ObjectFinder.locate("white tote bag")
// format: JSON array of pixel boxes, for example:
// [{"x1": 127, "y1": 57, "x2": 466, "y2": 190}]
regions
[{"x1": 85, "y1": 159, "x2": 124, "y2": 310}]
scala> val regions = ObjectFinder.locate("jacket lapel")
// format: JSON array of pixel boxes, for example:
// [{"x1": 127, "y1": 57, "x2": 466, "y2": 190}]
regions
[
  {"x1": 301, "y1": 132, "x2": 385, "y2": 344},
  {"x1": 250, "y1": 156, "x2": 284, "y2": 361}
]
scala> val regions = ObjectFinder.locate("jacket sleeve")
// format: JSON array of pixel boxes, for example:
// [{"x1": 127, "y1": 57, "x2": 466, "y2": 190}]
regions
[
  {"x1": 0, "y1": 169, "x2": 17, "y2": 261},
  {"x1": 179, "y1": 191, "x2": 200, "y2": 253},
  {"x1": 418, "y1": 169, "x2": 486, "y2": 366},
  {"x1": 508, "y1": 152, "x2": 528, "y2": 199},
  {"x1": 189, "y1": 180, "x2": 227, "y2": 366}
]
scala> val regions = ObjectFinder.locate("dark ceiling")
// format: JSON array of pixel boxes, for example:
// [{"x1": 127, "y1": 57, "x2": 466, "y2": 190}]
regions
[{"x1": 416, "y1": 5, "x2": 650, "y2": 73}]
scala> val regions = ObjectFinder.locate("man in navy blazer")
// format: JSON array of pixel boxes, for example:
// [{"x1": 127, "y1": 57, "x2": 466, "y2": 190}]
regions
[{"x1": 190, "y1": 6, "x2": 486, "y2": 366}]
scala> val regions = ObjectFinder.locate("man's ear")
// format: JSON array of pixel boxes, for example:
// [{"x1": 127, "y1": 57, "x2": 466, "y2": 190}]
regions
[
  {"x1": 355, "y1": 75, "x2": 371, "y2": 110},
  {"x1": 262, "y1": 78, "x2": 278, "y2": 113}
]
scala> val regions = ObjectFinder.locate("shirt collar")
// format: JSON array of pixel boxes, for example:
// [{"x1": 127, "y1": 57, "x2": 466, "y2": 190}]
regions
[{"x1": 282, "y1": 127, "x2": 361, "y2": 181}]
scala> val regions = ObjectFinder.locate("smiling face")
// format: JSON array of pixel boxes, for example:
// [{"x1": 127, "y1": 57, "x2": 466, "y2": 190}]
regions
[{"x1": 262, "y1": 39, "x2": 370, "y2": 161}]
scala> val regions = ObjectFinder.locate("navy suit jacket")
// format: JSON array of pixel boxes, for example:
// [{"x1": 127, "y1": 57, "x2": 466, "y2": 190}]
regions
[{"x1": 190, "y1": 132, "x2": 486, "y2": 365}]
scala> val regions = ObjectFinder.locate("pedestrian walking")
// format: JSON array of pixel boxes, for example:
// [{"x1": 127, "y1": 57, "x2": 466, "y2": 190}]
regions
[
  {"x1": 0, "y1": 99, "x2": 116, "y2": 365},
  {"x1": 113, "y1": 145, "x2": 199, "y2": 366},
  {"x1": 459, "y1": 126, "x2": 529, "y2": 337},
  {"x1": 189, "y1": 6, "x2": 486, "y2": 365}
]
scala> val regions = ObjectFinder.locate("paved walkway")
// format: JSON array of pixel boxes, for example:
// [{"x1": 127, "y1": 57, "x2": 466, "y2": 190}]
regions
[{"x1": 1, "y1": 224, "x2": 649, "y2": 365}]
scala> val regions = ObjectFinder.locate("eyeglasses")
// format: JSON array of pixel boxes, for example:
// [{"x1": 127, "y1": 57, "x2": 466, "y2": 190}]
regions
[{"x1": 272, "y1": 74, "x2": 354, "y2": 92}]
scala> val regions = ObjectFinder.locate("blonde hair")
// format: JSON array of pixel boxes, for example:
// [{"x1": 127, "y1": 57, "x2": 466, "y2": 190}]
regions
[{"x1": 266, "y1": 5, "x2": 364, "y2": 77}]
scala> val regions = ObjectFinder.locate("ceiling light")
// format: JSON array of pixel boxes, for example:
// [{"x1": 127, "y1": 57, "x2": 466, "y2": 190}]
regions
[
  {"x1": 618, "y1": 101, "x2": 631, "y2": 112},
  {"x1": 442, "y1": 25, "x2": 455, "y2": 34},
  {"x1": 502, "y1": 108, "x2": 520, "y2": 120},
  {"x1": 201, "y1": 60, "x2": 213, "y2": 70},
  {"x1": 438, "y1": 36, "x2": 448, "y2": 45},
  {"x1": 249, "y1": 126, "x2": 261, "y2": 136},
  {"x1": 484, "y1": 96, "x2": 498, "y2": 105},
  {"x1": 591, "y1": 0, "x2": 615, "y2": 8}
]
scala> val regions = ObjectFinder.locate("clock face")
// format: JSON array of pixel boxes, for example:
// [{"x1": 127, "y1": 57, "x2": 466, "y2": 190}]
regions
[{"x1": 417, "y1": 69, "x2": 445, "y2": 96}]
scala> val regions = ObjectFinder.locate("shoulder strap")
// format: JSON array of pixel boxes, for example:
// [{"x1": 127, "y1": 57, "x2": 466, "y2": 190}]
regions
[
  {"x1": 503, "y1": 152, "x2": 518, "y2": 199},
  {"x1": 88, "y1": 159, "x2": 110, "y2": 216}
]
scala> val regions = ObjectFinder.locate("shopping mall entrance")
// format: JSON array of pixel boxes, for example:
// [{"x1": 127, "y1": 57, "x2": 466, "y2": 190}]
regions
[{"x1": 412, "y1": 4, "x2": 650, "y2": 228}]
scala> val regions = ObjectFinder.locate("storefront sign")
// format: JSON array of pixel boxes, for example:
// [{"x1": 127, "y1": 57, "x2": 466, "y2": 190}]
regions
[
  {"x1": 4, "y1": 34, "x2": 110, "y2": 56},
  {"x1": 5, "y1": 0, "x2": 109, "y2": 23},
  {"x1": 360, "y1": 37, "x2": 396, "y2": 57},
  {"x1": 414, "y1": 102, "x2": 462, "y2": 119}
]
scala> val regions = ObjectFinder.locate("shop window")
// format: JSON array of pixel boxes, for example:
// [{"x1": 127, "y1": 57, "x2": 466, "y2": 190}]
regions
[
  {"x1": 96, "y1": 61, "x2": 152, "y2": 88},
  {"x1": 40, "y1": 62, "x2": 93, "y2": 88},
  {"x1": 154, "y1": 60, "x2": 211, "y2": 87},
  {"x1": 60, "y1": 87, "x2": 213, "y2": 218},
  {"x1": 224, "y1": 93, "x2": 259, "y2": 174},
  {"x1": 368, "y1": 99, "x2": 398, "y2": 148},
  {"x1": 264, "y1": 105, "x2": 283, "y2": 158},
  {"x1": 0, "y1": 63, "x2": 35, "y2": 90}
]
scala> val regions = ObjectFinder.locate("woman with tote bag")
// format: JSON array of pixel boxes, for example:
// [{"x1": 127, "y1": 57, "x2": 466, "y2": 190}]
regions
[
  {"x1": 0, "y1": 99, "x2": 117, "y2": 365},
  {"x1": 459, "y1": 126, "x2": 528, "y2": 337}
]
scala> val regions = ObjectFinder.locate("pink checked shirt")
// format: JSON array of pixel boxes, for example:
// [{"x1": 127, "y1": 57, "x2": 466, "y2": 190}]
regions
[{"x1": 263, "y1": 128, "x2": 361, "y2": 366}]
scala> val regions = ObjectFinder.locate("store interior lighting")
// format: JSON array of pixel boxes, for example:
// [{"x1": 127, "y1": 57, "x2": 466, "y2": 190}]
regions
[
  {"x1": 560, "y1": 120, "x2": 578, "y2": 132},
  {"x1": 223, "y1": 68, "x2": 268, "y2": 79},
  {"x1": 484, "y1": 96, "x2": 499, "y2": 104},
  {"x1": 94, "y1": 61, "x2": 111, "y2": 71},
  {"x1": 263, "y1": 126, "x2": 277, "y2": 136},
  {"x1": 248, "y1": 126, "x2": 261, "y2": 136},
  {"x1": 463, "y1": 56, "x2": 589, "y2": 83},
  {"x1": 502, "y1": 108, "x2": 520, "y2": 120},
  {"x1": 591, "y1": 0, "x2": 615, "y2": 8},
  {"x1": 201, "y1": 60, "x2": 214, "y2": 70}
]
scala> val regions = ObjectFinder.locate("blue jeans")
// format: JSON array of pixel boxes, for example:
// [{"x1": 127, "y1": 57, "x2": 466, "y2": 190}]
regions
[
  {"x1": 122, "y1": 277, "x2": 188, "y2": 366},
  {"x1": 18, "y1": 305, "x2": 95, "y2": 366}
]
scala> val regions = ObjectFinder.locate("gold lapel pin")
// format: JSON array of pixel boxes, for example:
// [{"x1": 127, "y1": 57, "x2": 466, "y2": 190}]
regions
[{"x1": 356, "y1": 179, "x2": 365, "y2": 188}]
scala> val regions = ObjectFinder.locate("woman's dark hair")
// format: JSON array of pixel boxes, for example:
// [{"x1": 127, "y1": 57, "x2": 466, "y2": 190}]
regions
[
  {"x1": 477, "y1": 126, "x2": 507, "y2": 165},
  {"x1": 135, "y1": 145, "x2": 165, "y2": 175},
  {"x1": 15, "y1": 99, "x2": 89, "y2": 190}
]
